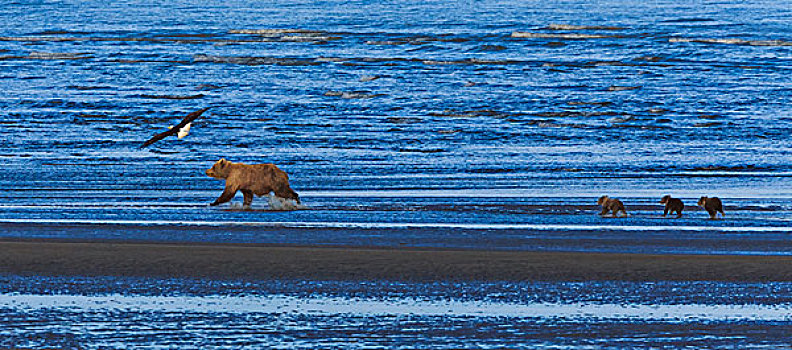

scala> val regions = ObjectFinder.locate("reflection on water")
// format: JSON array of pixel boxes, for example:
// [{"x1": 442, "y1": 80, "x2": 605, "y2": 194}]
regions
[
  {"x1": 5, "y1": 293, "x2": 792, "y2": 321},
  {"x1": 3, "y1": 218, "x2": 792, "y2": 233},
  {"x1": 1, "y1": 278, "x2": 791, "y2": 349}
]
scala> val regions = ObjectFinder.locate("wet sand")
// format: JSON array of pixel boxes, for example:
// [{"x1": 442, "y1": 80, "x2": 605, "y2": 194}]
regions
[{"x1": 1, "y1": 239, "x2": 790, "y2": 282}]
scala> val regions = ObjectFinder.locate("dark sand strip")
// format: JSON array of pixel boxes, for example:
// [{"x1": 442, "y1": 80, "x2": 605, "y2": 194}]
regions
[{"x1": 1, "y1": 239, "x2": 790, "y2": 281}]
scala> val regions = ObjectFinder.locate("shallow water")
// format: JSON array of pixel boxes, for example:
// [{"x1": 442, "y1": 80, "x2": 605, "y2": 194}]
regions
[
  {"x1": 1, "y1": 1, "x2": 791, "y2": 348},
  {"x1": 9, "y1": 293, "x2": 791, "y2": 321},
  {"x1": 1, "y1": 277, "x2": 791, "y2": 349},
  {"x1": 1, "y1": 0, "x2": 791, "y2": 255}
]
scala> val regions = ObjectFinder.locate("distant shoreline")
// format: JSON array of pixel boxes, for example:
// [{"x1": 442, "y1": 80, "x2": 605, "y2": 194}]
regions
[{"x1": 1, "y1": 238, "x2": 790, "y2": 282}]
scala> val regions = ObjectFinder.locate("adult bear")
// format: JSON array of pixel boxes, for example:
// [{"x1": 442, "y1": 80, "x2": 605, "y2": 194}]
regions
[{"x1": 206, "y1": 158, "x2": 300, "y2": 207}]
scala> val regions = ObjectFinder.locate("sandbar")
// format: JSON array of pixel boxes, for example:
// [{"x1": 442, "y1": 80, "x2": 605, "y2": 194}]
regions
[{"x1": 1, "y1": 239, "x2": 790, "y2": 282}]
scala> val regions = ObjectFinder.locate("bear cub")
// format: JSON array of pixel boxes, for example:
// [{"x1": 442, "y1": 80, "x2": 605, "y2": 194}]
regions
[
  {"x1": 697, "y1": 196, "x2": 724, "y2": 219},
  {"x1": 660, "y1": 195, "x2": 684, "y2": 218},
  {"x1": 597, "y1": 195, "x2": 627, "y2": 217}
]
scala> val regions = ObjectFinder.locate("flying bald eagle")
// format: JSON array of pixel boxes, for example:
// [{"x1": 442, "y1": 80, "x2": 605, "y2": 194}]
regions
[{"x1": 140, "y1": 107, "x2": 210, "y2": 148}]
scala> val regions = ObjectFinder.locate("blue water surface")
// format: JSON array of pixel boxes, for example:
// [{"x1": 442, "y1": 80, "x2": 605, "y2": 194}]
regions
[
  {"x1": 1, "y1": 0, "x2": 791, "y2": 251},
  {"x1": 1, "y1": 1, "x2": 792, "y2": 349}
]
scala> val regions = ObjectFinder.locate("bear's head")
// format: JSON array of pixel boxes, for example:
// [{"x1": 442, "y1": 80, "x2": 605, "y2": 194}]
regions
[
  {"x1": 697, "y1": 196, "x2": 708, "y2": 207},
  {"x1": 597, "y1": 195, "x2": 609, "y2": 206},
  {"x1": 206, "y1": 158, "x2": 232, "y2": 179}
]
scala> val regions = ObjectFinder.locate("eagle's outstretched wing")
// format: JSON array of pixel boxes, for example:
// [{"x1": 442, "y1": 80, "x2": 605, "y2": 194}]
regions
[{"x1": 140, "y1": 107, "x2": 210, "y2": 148}]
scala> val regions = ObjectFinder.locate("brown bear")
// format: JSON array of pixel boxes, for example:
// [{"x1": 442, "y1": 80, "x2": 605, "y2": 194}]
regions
[
  {"x1": 597, "y1": 195, "x2": 627, "y2": 217},
  {"x1": 697, "y1": 196, "x2": 724, "y2": 219},
  {"x1": 660, "y1": 195, "x2": 684, "y2": 218},
  {"x1": 205, "y1": 158, "x2": 300, "y2": 207}
]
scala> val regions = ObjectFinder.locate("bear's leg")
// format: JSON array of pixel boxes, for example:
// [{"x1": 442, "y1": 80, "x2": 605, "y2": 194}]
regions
[
  {"x1": 275, "y1": 185, "x2": 300, "y2": 204},
  {"x1": 242, "y1": 190, "x2": 254, "y2": 208},
  {"x1": 210, "y1": 184, "x2": 238, "y2": 206},
  {"x1": 617, "y1": 203, "x2": 627, "y2": 217},
  {"x1": 289, "y1": 188, "x2": 300, "y2": 204}
]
